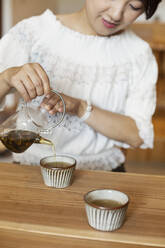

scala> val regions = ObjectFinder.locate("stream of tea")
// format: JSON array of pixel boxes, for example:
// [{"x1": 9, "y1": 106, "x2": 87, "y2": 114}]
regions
[{"x1": 0, "y1": 130, "x2": 55, "y2": 154}]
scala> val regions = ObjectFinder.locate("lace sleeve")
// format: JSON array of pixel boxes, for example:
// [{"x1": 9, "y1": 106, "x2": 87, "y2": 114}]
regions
[{"x1": 124, "y1": 46, "x2": 158, "y2": 149}]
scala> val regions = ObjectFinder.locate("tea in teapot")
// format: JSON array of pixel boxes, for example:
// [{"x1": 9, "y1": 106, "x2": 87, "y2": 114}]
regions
[
  {"x1": 0, "y1": 129, "x2": 53, "y2": 153},
  {"x1": 0, "y1": 90, "x2": 65, "y2": 153}
]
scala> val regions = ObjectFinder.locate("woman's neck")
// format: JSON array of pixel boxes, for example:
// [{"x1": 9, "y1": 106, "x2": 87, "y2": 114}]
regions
[{"x1": 56, "y1": 8, "x2": 98, "y2": 36}]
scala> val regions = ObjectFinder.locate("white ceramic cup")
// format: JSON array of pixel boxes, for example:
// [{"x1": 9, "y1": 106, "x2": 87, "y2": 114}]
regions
[
  {"x1": 40, "y1": 155, "x2": 76, "y2": 188},
  {"x1": 84, "y1": 189, "x2": 129, "y2": 231}
]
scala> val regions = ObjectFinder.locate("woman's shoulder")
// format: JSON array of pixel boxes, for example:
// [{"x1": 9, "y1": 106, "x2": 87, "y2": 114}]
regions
[
  {"x1": 90, "y1": 30, "x2": 154, "y2": 67},
  {"x1": 10, "y1": 9, "x2": 56, "y2": 34},
  {"x1": 125, "y1": 29, "x2": 151, "y2": 52},
  {"x1": 113, "y1": 29, "x2": 153, "y2": 61}
]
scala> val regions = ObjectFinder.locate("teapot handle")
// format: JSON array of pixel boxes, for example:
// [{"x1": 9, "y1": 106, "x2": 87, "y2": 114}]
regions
[{"x1": 39, "y1": 90, "x2": 66, "y2": 134}]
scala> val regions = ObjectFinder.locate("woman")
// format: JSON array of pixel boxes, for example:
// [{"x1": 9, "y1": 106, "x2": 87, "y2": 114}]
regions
[{"x1": 0, "y1": 0, "x2": 161, "y2": 171}]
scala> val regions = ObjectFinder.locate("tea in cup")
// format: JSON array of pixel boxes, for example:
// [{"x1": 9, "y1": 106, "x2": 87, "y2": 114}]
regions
[
  {"x1": 40, "y1": 155, "x2": 76, "y2": 188},
  {"x1": 84, "y1": 189, "x2": 129, "y2": 231}
]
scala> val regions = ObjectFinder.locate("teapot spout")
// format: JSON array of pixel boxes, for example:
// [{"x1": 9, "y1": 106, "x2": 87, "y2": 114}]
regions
[{"x1": 35, "y1": 136, "x2": 53, "y2": 146}]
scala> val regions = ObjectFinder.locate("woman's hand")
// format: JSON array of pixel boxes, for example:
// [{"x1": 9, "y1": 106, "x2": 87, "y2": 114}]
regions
[
  {"x1": 3, "y1": 63, "x2": 51, "y2": 102},
  {"x1": 41, "y1": 92, "x2": 85, "y2": 117}
]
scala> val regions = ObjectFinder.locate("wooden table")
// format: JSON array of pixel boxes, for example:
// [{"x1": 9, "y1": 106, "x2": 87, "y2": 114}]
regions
[{"x1": 0, "y1": 163, "x2": 165, "y2": 248}]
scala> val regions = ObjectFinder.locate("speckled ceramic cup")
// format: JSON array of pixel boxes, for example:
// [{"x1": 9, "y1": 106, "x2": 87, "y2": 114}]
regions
[
  {"x1": 40, "y1": 155, "x2": 76, "y2": 188},
  {"x1": 84, "y1": 189, "x2": 129, "y2": 232}
]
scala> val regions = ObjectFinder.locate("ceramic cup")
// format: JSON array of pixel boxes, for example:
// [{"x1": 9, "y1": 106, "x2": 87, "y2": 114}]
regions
[
  {"x1": 84, "y1": 189, "x2": 129, "y2": 232},
  {"x1": 40, "y1": 155, "x2": 76, "y2": 188}
]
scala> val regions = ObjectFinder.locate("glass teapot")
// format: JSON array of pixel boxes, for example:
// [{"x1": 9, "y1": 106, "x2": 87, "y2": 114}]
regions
[{"x1": 0, "y1": 90, "x2": 65, "y2": 153}]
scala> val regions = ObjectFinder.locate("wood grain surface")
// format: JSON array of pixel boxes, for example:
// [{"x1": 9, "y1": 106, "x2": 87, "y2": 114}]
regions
[{"x1": 0, "y1": 163, "x2": 165, "y2": 248}]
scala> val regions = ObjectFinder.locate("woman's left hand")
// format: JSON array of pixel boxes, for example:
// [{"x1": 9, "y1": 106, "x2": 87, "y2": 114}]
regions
[{"x1": 40, "y1": 92, "x2": 84, "y2": 117}]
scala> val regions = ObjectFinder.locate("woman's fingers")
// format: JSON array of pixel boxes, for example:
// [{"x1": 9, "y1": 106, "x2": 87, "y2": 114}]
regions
[
  {"x1": 50, "y1": 101, "x2": 64, "y2": 114},
  {"x1": 41, "y1": 93, "x2": 59, "y2": 112},
  {"x1": 21, "y1": 75, "x2": 37, "y2": 99},
  {"x1": 25, "y1": 65, "x2": 44, "y2": 96},
  {"x1": 33, "y1": 63, "x2": 51, "y2": 95},
  {"x1": 11, "y1": 79, "x2": 31, "y2": 102},
  {"x1": 41, "y1": 93, "x2": 64, "y2": 114},
  {"x1": 41, "y1": 93, "x2": 80, "y2": 116},
  {"x1": 9, "y1": 63, "x2": 51, "y2": 102}
]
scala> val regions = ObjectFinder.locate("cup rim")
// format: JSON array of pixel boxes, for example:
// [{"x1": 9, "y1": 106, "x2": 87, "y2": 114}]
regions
[
  {"x1": 84, "y1": 189, "x2": 129, "y2": 210},
  {"x1": 40, "y1": 155, "x2": 76, "y2": 170}
]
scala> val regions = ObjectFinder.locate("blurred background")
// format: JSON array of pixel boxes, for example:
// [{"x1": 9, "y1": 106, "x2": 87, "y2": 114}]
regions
[{"x1": 0, "y1": 0, "x2": 165, "y2": 174}]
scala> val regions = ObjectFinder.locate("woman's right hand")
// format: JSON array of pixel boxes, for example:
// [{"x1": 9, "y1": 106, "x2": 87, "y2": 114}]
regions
[{"x1": 3, "y1": 63, "x2": 51, "y2": 102}]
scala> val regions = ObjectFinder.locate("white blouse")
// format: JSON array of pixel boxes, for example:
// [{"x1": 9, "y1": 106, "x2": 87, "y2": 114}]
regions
[{"x1": 0, "y1": 10, "x2": 158, "y2": 170}]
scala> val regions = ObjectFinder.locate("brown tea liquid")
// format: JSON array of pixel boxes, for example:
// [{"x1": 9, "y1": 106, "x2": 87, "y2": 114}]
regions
[
  {"x1": 39, "y1": 135, "x2": 56, "y2": 156},
  {"x1": 91, "y1": 199, "x2": 123, "y2": 209},
  {"x1": 43, "y1": 162, "x2": 71, "y2": 169},
  {"x1": 0, "y1": 130, "x2": 54, "y2": 154}
]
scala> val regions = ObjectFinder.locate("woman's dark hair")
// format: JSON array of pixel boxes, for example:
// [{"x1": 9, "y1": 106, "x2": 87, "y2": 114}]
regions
[{"x1": 142, "y1": 0, "x2": 162, "y2": 19}]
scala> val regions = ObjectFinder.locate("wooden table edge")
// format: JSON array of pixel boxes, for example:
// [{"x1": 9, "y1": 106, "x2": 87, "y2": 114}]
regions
[
  {"x1": 0, "y1": 220, "x2": 165, "y2": 247},
  {"x1": 1, "y1": 162, "x2": 165, "y2": 179}
]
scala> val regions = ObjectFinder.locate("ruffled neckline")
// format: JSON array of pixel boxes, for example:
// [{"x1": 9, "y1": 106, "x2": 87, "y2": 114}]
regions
[{"x1": 46, "y1": 9, "x2": 126, "y2": 42}]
